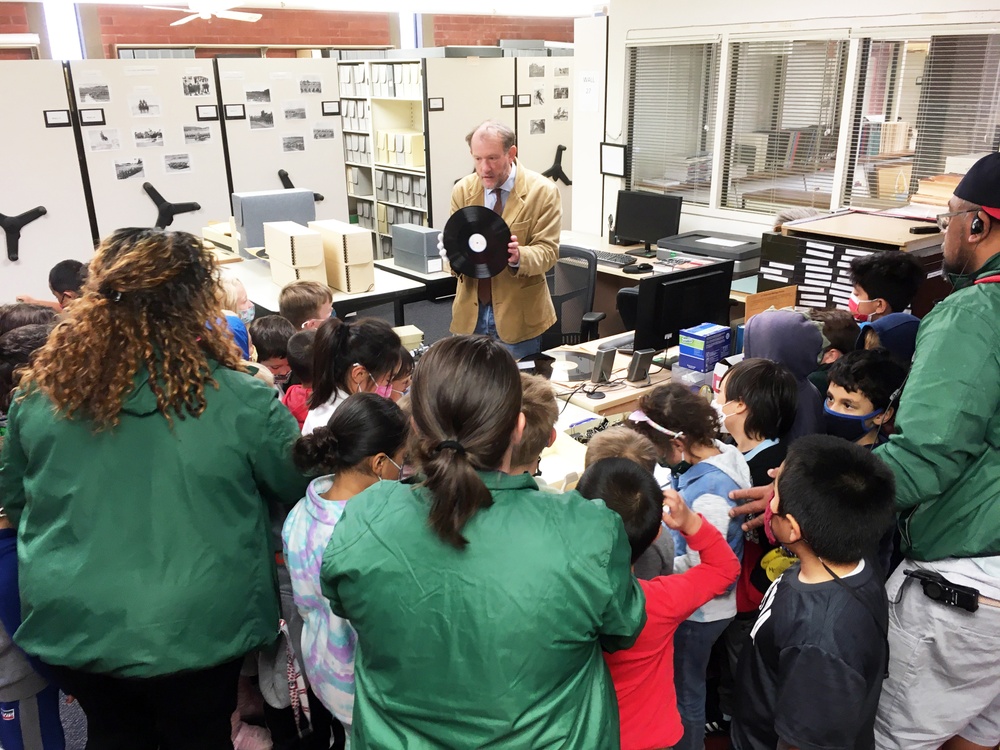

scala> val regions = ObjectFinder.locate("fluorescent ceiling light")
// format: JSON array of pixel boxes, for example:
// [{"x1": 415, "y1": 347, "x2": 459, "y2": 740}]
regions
[{"x1": 43, "y1": 1, "x2": 83, "y2": 60}]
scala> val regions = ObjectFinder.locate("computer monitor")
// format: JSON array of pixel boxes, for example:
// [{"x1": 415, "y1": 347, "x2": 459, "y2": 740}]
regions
[
  {"x1": 633, "y1": 260, "x2": 735, "y2": 351},
  {"x1": 613, "y1": 190, "x2": 683, "y2": 252}
]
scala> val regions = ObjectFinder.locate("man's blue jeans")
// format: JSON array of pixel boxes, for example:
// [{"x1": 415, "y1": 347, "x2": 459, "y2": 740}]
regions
[{"x1": 473, "y1": 302, "x2": 541, "y2": 360}]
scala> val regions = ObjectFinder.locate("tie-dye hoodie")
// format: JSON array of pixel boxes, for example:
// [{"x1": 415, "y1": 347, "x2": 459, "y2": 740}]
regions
[{"x1": 282, "y1": 475, "x2": 356, "y2": 726}]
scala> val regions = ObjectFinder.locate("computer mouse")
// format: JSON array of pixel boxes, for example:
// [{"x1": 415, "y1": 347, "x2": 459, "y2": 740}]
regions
[{"x1": 623, "y1": 263, "x2": 654, "y2": 274}]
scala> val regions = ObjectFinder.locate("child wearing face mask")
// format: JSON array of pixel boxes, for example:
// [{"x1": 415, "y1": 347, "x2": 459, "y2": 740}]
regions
[
  {"x1": 389, "y1": 346, "x2": 414, "y2": 403},
  {"x1": 628, "y1": 383, "x2": 751, "y2": 750},
  {"x1": 301, "y1": 317, "x2": 402, "y2": 436},
  {"x1": 824, "y1": 348, "x2": 907, "y2": 449},
  {"x1": 847, "y1": 250, "x2": 925, "y2": 324},
  {"x1": 249, "y1": 315, "x2": 297, "y2": 392},
  {"x1": 282, "y1": 393, "x2": 409, "y2": 748}
]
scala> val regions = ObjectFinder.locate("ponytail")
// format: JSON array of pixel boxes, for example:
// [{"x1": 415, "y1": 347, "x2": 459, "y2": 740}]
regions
[
  {"x1": 410, "y1": 336, "x2": 521, "y2": 549},
  {"x1": 294, "y1": 391, "x2": 408, "y2": 475},
  {"x1": 309, "y1": 317, "x2": 401, "y2": 409}
]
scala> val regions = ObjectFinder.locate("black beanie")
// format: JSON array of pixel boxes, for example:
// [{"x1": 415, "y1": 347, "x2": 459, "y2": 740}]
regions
[{"x1": 954, "y1": 152, "x2": 1000, "y2": 220}]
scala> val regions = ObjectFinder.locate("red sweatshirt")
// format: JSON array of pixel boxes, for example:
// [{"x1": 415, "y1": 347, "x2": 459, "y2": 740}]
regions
[
  {"x1": 604, "y1": 517, "x2": 740, "y2": 750},
  {"x1": 281, "y1": 384, "x2": 311, "y2": 430}
]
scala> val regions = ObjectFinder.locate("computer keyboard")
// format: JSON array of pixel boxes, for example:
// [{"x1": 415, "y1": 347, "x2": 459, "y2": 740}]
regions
[
  {"x1": 595, "y1": 250, "x2": 638, "y2": 267},
  {"x1": 597, "y1": 332, "x2": 635, "y2": 354}
]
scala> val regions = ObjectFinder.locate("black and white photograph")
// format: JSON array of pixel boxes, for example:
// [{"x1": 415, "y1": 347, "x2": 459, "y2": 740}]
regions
[
  {"x1": 182, "y1": 75, "x2": 212, "y2": 97},
  {"x1": 249, "y1": 109, "x2": 274, "y2": 130},
  {"x1": 184, "y1": 125, "x2": 212, "y2": 143},
  {"x1": 529, "y1": 119, "x2": 546, "y2": 135},
  {"x1": 184, "y1": 125, "x2": 211, "y2": 144},
  {"x1": 130, "y1": 96, "x2": 162, "y2": 117},
  {"x1": 282, "y1": 135, "x2": 306, "y2": 152},
  {"x1": 114, "y1": 158, "x2": 144, "y2": 181},
  {"x1": 533, "y1": 87, "x2": 545, "y2": 106},
  {"x1": 283, "y1": 100, "x2": 307, "y2": 120},
  {"x1": 553, "y1": 87, "x2": 569, "y2": 100},
  {"x1": 164, "y1": 153, "x2": 192, "y2": 173},
  {"x1": 78, "y1": 83, "x2": 111, "y2": 103},
  {"x1": 87, "y1": 128, "x2": 121, "y2": 151},
  {"x1": 553, "y1": 107, "x2": 569, "y2": 122},
  {"x1": 134, "y1": 127, "x2": 164, "y2": 148},
  {"x1": 313, "y1": 124, "x2": 337, "y2": 140},
  {"x1": 299, "y1": 76, "x2": 323, "y2": 94},
  {"x1": 245, "y1": 85, "x2": 271, "y2": 103},
  {"x1": 555, "y1": 66, "x2": 570, "y2": 77},
  {"x1": 528, "y1": 63, "x2": 545, "y2": 78}
]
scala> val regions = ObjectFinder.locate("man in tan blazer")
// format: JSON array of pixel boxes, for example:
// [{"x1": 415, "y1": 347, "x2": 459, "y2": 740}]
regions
[{"x1": 444, "y1": 120, "x2": 561, "y2": 359}]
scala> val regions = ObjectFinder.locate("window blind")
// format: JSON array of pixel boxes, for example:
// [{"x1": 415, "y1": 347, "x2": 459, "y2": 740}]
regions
[
  {"x1": 626, "y1": 43, "x2": 720, "y2": 206},
  {"x1": 844, "y1": 34, "x2": 1000, "y2": 210},
  {"x1": 720, "y1": 39, "x2": 849, "y2": 215}
]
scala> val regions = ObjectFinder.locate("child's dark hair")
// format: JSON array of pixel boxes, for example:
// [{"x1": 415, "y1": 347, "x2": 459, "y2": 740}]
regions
[
  {"x1": 810, "y1": 309, "x2": 861, "y2": 356},
  {"x1": 286, "y1": 329, "x2": 316, "y2": 384},
  {"x1": 722, "y1": 358, "x2": 798, "y2": 440},
  {"x1": 49, "y1": 259, "x2": 88, "y2": 295},
  {"x1": 0, "y1": 323, "x2": 55, "y2": 412},
  {"x1": 410, "y1": 335, "x2": 521, "y2": 549},
  {"x1": 0, "y1": 304, "x2": 58, "y2": 337},
  {"x1": 309, "y1": 317, "x2": 401, "y2": 409},
  {"x1": 776, "y1": 435, "x2": 895, "y2": 564},
  {"x1": 578, "y1": 457, "x2": 662, "y2": 563},
  {"x1": 634, "y1": 382, "x2": 717, "y2": 455},
  {"x1": 849, "y1": 251, "x2": 925, "y2": 312},
  {"x1": 293, "y1": 392, "x2": 408, "y2": 475},
  {"x1": 394, "y1": 345, "x2": 414, "y2": 380},
  {"x1": 248, "y1": 315, "x2": 296, "y2": 362},
  {"x1": 827, "y1": 348, "x2": 908, "y2": 412}
]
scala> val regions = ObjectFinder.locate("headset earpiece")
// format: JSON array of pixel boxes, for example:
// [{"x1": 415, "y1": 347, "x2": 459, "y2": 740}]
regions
[{"x1": 972, "y1": 215, "x2": 985, "y2": 234}]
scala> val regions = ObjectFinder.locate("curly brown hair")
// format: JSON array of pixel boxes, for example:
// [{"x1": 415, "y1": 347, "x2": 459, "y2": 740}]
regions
[{"x1": 18, "y1": 228, "x2": 244, "y2": 429}]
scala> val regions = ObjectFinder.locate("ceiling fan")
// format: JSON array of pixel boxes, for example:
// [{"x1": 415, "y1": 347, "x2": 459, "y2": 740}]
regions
[{"x1": 143, "y1": 3, "x2": 263, "y2": 26}]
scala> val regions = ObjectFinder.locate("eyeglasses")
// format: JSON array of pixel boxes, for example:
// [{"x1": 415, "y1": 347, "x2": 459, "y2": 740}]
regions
[{"x1": 937, "y1": 208, "x2": 980, "y2": 231}]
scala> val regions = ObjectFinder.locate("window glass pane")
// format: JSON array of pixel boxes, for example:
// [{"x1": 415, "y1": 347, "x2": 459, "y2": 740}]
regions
[
  {"x1": 721, "y1": 39, "x2": 849, "y2": 214},
  {"x1": 627, "y1": 43, "x2": 720, "y2": 206},
  {"x1": 845, "y1": 35, "x2": 1000, "y2": 210}
]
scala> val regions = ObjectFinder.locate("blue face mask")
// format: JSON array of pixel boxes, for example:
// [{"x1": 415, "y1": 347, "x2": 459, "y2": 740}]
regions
[{"x1": 823, "y1": 403, "x2": 883, "y2": 442}]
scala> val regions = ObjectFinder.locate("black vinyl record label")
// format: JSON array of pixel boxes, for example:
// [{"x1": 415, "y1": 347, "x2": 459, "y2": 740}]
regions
[{"x1": 443, "y1": 205, "x2": 511, "y2": 279}]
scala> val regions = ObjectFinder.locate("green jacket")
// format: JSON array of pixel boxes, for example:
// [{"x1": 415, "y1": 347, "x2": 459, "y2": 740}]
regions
[
  {"x1": 321, "y1": 471, "x2": 645, "y2": 749},
  {"x1": 875, "y1": 252, "x2": 1000, "y2": 561},
  {"x1": 0, "y1": 363, "x2": 307, "y2": 677}
]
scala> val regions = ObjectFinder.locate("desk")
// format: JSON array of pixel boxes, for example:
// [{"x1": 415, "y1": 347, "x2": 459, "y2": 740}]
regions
[
  {"x1": 544, "y1": 335, "x2": 673, "y2": 417},
  {"x1": 374, "y1": 259, "x2": 457, "y2": 302},
  {"x1": 561, "y1": 230, "x2": 756, "y2": 335},
  {"x1": 223, "y1": 260, "x2": 425, "y2": 325}
]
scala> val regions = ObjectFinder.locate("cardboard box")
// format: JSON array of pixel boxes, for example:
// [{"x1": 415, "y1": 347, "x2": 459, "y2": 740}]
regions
[
  {"x1": 678, "y1": 323, "x2": 732, "y2": 373},
  {"x1": 392, "y1": 223, "x2": 439, "y2": 257},
  {"x1": 263, "y1": 221, "x2": 327, "y2": 287},
  {"x1": 308, "y1": 219, "x2": 375, "y2": 293},
  {"x1": 232, "y1": 188, "x2": 316, "y2": 258},
  {"x1": 394, "y1": 245, "x2": 444, "y2": 275}
]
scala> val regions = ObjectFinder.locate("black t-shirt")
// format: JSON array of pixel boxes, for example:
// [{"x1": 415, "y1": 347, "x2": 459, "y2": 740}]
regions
[
  {"x1": 746, "y1": 441, "x2": 787, "y2": 488},
  {"x1": 732, "y1": 559, "x2": 888, "y2": 750}
]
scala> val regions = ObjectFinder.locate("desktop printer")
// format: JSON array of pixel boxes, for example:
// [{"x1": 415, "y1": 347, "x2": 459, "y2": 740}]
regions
[{"x1": 657, "y1": 231, "x2": 761, "y2": 279}]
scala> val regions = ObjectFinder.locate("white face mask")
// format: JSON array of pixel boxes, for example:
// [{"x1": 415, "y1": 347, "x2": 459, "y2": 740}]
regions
[{"x1": 713, "y1": 400, "x2": 735, "y2": 434}]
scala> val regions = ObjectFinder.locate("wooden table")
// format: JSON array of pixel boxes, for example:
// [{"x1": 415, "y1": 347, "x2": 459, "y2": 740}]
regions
[{"x1": 223, "y1": 260, "x2": 425, "y2": 325}]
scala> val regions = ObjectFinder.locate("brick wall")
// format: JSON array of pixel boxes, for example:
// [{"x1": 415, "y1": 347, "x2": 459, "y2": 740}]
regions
[
  {"x1": 432, "y1": 14, "x2": 574, "y2": 47},
  {"x1": 98, "y1": 5, "x2": 392, "y2": 58},
  {"x1": 0, "y1": 2, "x2": 34, "y2": 59}
]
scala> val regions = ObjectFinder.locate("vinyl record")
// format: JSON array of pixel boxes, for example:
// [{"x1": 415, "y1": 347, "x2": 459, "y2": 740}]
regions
[{"x1": 442, "y1": 205, "x2": 511, "y2": 279}]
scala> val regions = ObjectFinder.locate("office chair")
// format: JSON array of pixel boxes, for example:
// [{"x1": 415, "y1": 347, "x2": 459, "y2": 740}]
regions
[{"x1": 540, "y1": 244, "x2": 606, "y2": 350}]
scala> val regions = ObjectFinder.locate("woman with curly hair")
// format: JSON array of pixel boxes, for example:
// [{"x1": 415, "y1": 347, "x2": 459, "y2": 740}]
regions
[{"x1": 0, "y1": 228, "x2": 308, "y2": 750}]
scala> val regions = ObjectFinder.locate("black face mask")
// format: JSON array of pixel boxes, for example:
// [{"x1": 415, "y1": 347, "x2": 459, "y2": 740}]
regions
[
  {"x1": 823, "y1": 404, "x2": 882, "y2": 442},
  {"x1": 660, "y1": 458, "x2": 692, "y2": 476}
]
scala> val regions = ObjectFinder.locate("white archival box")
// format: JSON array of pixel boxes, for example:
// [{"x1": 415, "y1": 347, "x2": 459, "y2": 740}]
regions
[{"x1": 262, "y1": 221, "x2": 327, "y2": 287}]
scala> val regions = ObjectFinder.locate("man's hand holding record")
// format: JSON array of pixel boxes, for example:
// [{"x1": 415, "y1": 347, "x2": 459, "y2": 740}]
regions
[{"x1": 442, "y1": 206, "x2": 513, "y2": 279}]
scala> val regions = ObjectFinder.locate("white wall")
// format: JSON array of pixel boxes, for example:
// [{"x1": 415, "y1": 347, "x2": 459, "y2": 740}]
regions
[{"x1": 580, "y1": 0, "x2": 1000, "y2": 237}]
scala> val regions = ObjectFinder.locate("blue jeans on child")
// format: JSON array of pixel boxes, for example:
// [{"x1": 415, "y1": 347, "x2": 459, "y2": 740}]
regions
[
  {"x1": 673, "y1": 617, "x2": 733, "y2": 750},
  {"x1": 0, "y1": 684, "x2": 65, "y2": 750},
  {"x1": 473, "y1": 302, "x2": 542, "y2": 360}
]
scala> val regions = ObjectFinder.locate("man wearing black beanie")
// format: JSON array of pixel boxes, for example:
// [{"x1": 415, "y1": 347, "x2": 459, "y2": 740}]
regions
[{"x1": 873, "y1": 152, "x2": 1000, "y2": 750}]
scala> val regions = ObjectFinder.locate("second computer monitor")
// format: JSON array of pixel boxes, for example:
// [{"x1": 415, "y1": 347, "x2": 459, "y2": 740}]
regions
[
  {"x1": 633, "y1": 260, "x2": 735, "y2": 352},
  {"x1": 614, "y1": 190, "x2": 683, "y2": 252}
]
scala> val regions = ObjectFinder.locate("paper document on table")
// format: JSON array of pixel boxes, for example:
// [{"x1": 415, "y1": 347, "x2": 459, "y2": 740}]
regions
[{"x1": 696, "y1": 237, "x2": 745, "y2": 248}]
